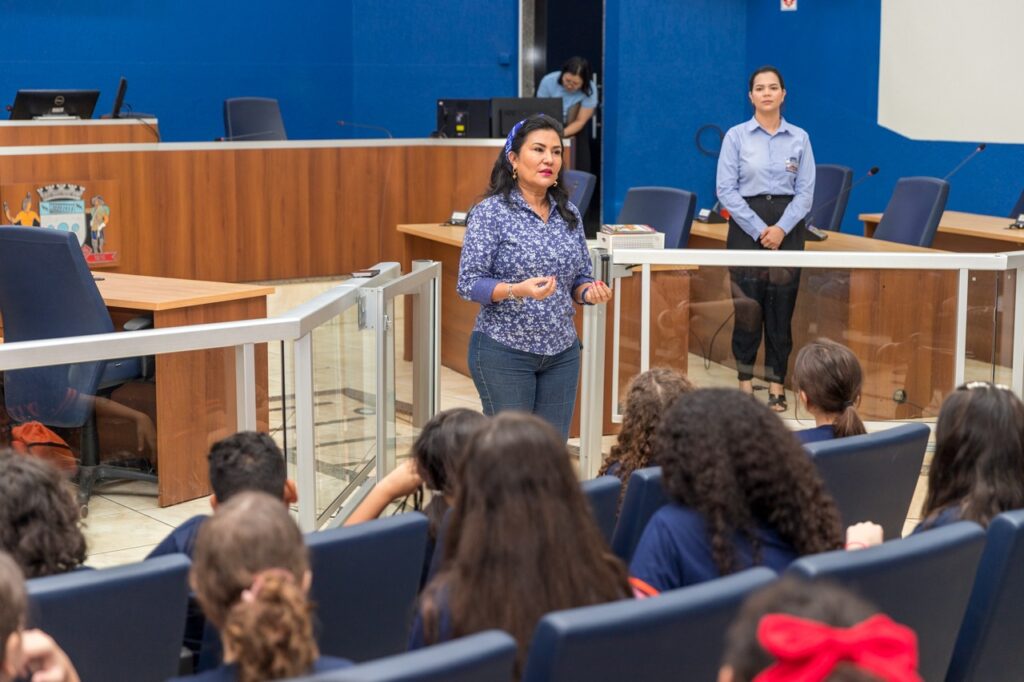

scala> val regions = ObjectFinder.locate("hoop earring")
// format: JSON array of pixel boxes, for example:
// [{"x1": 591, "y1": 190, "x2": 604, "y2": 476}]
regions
[
  {"x1": 553, "y1": 179, "x2": 558, "y2": 187},
  {"x1": 512, "y1": 167, "x2": 518, "y2": 180}
]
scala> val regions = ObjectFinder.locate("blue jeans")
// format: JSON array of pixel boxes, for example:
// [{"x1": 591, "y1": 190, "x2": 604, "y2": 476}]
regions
[{"x1": 468, "y1": 331, "x2": 580, "y2": 441}]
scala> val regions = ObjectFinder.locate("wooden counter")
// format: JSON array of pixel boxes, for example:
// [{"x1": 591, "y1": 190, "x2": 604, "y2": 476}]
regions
[{"x1": 0, "y1": 118, "x2": 160, "y2": 146}]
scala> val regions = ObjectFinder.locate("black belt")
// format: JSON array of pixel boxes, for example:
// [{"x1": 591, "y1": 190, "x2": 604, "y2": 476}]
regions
[{"x1": 743, "y1": 194, "x2": 794, "y2": 202}]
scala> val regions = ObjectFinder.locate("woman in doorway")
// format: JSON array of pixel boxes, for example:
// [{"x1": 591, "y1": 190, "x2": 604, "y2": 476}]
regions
[
  {"x1": 715, "y1": 66, "x2": 815, "y2": 412},
  {"x1": 537, "y1": 56, "x2": 598, "y2": 172}
]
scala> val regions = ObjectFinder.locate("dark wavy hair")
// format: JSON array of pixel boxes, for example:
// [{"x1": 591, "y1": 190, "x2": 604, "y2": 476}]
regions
[
  {"x1": 599, "y1": 368, "x2": 694, "y2": 487},
  {"x1": 793, "y1": 339, "x2": 866, "y2": 439},
  {"x1": 0, "y1": 450, "x2": 86, "y2": 578},
  {"x1": 481, "y1": 113, "x2": 579, "y2": 230},
  {"x1": 559, "y1": 56, "x2": 594, "y2": 97},
  {"x1": 722, "y1": 578, "x2": 885, "y2": 682},
  {"x1": 923, "y1": 383, "x2": 1024, "y2": 527},
  {"x1": 208, "y1": 431, "x2": 287, "y2": 503},
  {"x1": 419, "y1": 412, "x2": 631, "y2": 674},
  {"x1": 411, "y1": 408, "x2": 488, "y2": 540},
  {"x1": 655, "y1": 389, "x2": 843, "y2": 575}
]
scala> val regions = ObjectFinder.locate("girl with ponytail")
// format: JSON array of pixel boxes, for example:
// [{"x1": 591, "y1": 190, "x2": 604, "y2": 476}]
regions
[
  {"x1": 174, "y1": 492, "x2": 351, "y2": 681},
  {"x1": 792, "y1": 339, "x2": 867, "y2": 444}
]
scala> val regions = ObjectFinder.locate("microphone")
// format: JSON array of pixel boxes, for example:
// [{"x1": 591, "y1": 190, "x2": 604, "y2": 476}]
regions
[
  {"x1": 804, "y1": 166, "x2": 880, "y2": 240},
  {"x1": 216, "y1": 130, "x2": 282, "y2": 141},
  {"x1": 942, "y1": 143, "x2": 987, "y2": 181},
  {"x1": 336, "y1": 120, "x2": 393, "y2": 139}
]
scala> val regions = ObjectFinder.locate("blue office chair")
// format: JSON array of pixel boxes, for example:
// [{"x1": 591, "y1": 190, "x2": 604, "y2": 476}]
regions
[
  {"x1": 787, "y1": 521, "x2": 986, "y2": 681},
  {"x1": 580, "y1": 475, "x2": 622, "y2": 546},
  {"x1": 223, "y1": 97, "x2": 287, "y2": 141},
  {"x1": 804, "y1": 423, "x2": 930, "y2": 541},
  {"x1": 871, "y1": 176, "x2": 949, "y2": 247},
  {"x1": 1010, "y1": 188, "x2": 1024, "y2": 219},
  {"x1": 610, "y1": 467, "x2": 667, "y2": 562},
  {"x1": 521, "y1": 567, "x2": 776, "y2": 682},
  {"x1": 292, "y1": 631, "x2": 517, "y2": 682},
  {"x1": 0, "y1": 226, "x2": 154, "y2": 507},
  {"x1": 26, "y1": 554, "x2": 190, "y2": 682},
  {"x1": 615, "y1": 186, "x2": 697, "y2": 248},
  {"x1": 306, "y1": 513, "x2": 429, "y2": 661},
  {"x1": 564, "y1": 170, "x2": 597, "y2": 216},
  {"x1": 947, "y1": 509, "x2": 1024, "y2": 680},
  {"x1": 807, "y1": 164, "x2": 853, "y2": 232}
]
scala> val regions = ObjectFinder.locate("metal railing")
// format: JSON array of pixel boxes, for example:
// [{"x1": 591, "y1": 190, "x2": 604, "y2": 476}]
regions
[{"x1": 0, "y1": 261, "x2": 441, "y2": 532}]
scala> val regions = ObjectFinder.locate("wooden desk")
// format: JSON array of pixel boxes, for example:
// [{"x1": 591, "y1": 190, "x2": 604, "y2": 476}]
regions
[
  {"x1": 0, "y1": 119, "x2": 160, "y2": 146},
  {"x1": 859, "y1": 210, "x2": 1024, "y2": 253},
  {"x1": 98, "y1": 273, "x2": 272, "y2": 506}
]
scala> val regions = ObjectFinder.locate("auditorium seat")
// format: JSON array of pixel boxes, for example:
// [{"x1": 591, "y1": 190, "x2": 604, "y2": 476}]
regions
[
  {"x1": 947, "y1": 509, "x2": 1024, "y2": 680},
  {"x1": 27, "y1": 554, "x2": 191, "y2": 682},
  {"x1": 808, "y1": 164, "x2": 853, "y2": 232},
  {"x1": 787, "y1": 521, "x2": 986, "y2": 681},
  {"x1": 223, "y1": 97, "x2": 287, "y2": 141},
  {"x1": 306, "y1": 512, "x2": 429, "y2": 661},
  {"x1": 520, "y1": 567, "x2": 777, "y2": 682},
  {"x1": 564, "y1": 169, "x2": 597, "y2": 216},
  {"x1": 290, "y1": 631, "x2": 517, "y2": 681},
  {"x1": 804, "y1": 422, "x2": 930, "y2": 541},
  {"x1": 609, "y1": 466, "x2": 666, "y2": 562},
  {"x1": 580, "y1": 475, "x2": 622, "y2": 545},
  {"x1": 872, "y1": 176, "x2": 949, "y2": 247},
  {"x1": 1010, "y1": 188, "x2": 1024, "y2": 219},
  {"x1": 616, "y1": 186, "x2": 697, "y2": 248}
]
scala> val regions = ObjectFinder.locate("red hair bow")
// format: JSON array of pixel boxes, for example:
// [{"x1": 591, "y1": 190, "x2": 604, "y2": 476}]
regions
[{"x1": 753, "y1": 613, "x2": 922, "y2": 682}]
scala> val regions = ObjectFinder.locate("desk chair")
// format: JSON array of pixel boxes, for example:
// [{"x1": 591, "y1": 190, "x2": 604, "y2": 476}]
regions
[
  {"x1": 610, "y1": 466, "x2": 667, "y2": 562},
  {"x1": 1010, "y1": 188, "x2": 1024, "y2": 219},
  {"x1": 0, "y1": 226, "x2": 155, "y2": 508},
  {"x1": 294, "y1": 631, "x2": 517, "y2": 682},
  {"x1": 804, "y1": 423, "x2": 930, "y2": 541},
  {"x1": 223, "y1": 97, "x2": 287, "y2": 141},
  {"x1": 947, "y1": 509, "x2": 1024, "y2": 680},
  {"x1": 808, "y1": 164, "x2": 853, "y2": 232},
  {"x1": 564, "y1": 170, "x2": 597, "y2": 216},
  {"x1": 521, "y1": 567, "x2": 777, "y2": 682},
  {"x1": 27, "y1": 554, "x2": 191, "y2": 682},
  {"x1": 787, "y1": 521, "x2": 986, "y2": 681},
  {"x1": 872, "y1": 176, "x2": 949, "y2": 247},
  {"x1": 580, "y1": 475, "x2": 622, "y2": 546},
  {"x1": 616, "y1": 186, "x2": 697, "y2": 248},
  {"x1": 306, "y1": 513, "x2": 429, "y2": 661}
]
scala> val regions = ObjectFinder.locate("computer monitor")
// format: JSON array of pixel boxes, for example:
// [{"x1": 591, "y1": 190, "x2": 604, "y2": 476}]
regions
[
  {"x1": 9, "y1": 89, "x2": 100, "y2": 120},
  {"x1": 489, "y1": 97, "x2": 562, "y2": 138},
  {"x1": 110, "y1": 77, "x2": 128, "y2": 118},
  {"x1": 436, "y1": 99, "x2": 490, "y2": 138}
]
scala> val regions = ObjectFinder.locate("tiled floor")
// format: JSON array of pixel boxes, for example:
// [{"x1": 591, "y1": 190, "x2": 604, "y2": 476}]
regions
[{"x1": 83, "y1": 277, "x2": 939, "y2": 567}]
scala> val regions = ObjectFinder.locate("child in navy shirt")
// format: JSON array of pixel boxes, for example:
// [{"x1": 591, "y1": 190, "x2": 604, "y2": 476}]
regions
[
  {"x1": 792, "y1": 339, "x2": 866, "y2": 445},
  {"x1": 630, "y1": 388, "x2": 845, "y2": 592}
]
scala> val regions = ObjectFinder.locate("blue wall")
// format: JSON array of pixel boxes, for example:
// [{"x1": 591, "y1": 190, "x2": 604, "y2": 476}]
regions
[
  {"x1": 603, "y1": 0, "x2": 748, "y2": 221},
  {"x1": 0, "y1": 1, "x2": 516, "y2": 142}
]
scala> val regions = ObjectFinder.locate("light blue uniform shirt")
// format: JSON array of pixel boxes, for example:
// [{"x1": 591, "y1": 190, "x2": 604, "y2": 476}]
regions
[
  {"x1": 537, "y1": 71, "x2": 599, "y2": 123},
  {"x1": 715, "y1": 117, "x2": 815, "y2": 242}
]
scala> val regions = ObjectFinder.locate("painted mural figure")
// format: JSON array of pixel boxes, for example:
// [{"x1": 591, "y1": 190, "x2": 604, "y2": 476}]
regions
[{"x1": 3, "y1": 194, "x2": 41, "y2": 226}]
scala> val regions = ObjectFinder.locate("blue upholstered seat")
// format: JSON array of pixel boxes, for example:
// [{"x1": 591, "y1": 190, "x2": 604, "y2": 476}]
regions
[
  {"x1": 804, "y1": 422, "x2": 930, "y2": 541},
  {"x1": 520, "y1": 567, "x2": 777, "y2": 682},
  {"x1": 306, "y1": 513, "x2": 429, "y2": 661},
  {"x1": 610, "y1": 466, "x2": 666, "y2": 562},
  {"x1": 616, "y1": 186, "x2": 697, "y2": 248},
  {"x1": 223, "y1": 97, "x2": 287, "y2": 141},
  {"x1": 27, "y1": 554, "x2": 191, "y2": 682},
  {"x1": 787, "y1": 521, "x2": 986, "y2": 681},
  {"x1": 564, "y1": 169, "x2": 597, "y2": 217},
  {"x1": 580, "y1": 475, "x2": 622, "y2": 546},
  {"x1": 872, "y1": 176, "x2": 949, "y2": 247},
  {"x1": 808, "y1": 164, "x2": 853, "y2": 232}
]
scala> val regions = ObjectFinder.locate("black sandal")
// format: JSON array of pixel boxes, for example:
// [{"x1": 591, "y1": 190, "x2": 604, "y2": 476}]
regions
[{"x1": 767, "y1": 393, "x2": 787, "y2": 412}]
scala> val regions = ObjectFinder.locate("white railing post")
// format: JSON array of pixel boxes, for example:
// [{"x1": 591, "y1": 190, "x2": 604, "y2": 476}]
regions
[
  {"x1": 234, "y1": 343, "x2": 257, "y2": 431},
  {"x1": 293, "y1": 332, "x2": 316, "y2": 532}
]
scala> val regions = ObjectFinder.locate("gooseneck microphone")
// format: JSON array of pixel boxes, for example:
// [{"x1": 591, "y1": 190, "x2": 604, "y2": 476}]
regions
[
  {"x1": 336, "y1": 120, "x2": 394, "y2": 139},
  {"x1": 942, "y1": 143, "x2": 987, "y2": 181},
  {"x1": 805, "y1": 166, "x2": 881, "y2": 240}
]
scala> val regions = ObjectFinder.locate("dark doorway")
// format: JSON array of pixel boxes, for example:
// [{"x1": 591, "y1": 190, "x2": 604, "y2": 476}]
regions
[{"x1": 530, "y1": 0, "x2": 604, "y2": 237}]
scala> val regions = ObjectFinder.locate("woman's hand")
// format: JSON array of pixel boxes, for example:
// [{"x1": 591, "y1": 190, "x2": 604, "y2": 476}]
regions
[
  {"x1": 514, "y1": 276, "x2": 557, "y2": 300},
  {"x1": 845, "y1": 522, "x2": 884, "y2": 550},
  {"x1": 576, "y1": 280, "x2": 612, "y2": 305},
  {"x1": 17, "y1": 630, "x2": 81, "y2": 682},
  {"x1": 380, "y1": 459, "x2": 423, "y2": 498},
  {"x1": 759, "y1": 225, "x2": 785, "y2": 250}
]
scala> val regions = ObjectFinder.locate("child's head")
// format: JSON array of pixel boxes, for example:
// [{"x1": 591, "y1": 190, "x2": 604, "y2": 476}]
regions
[
  {"x1": 0, "y1": 552, "x2": 27, "y2": 679},
  {"x1": 429, "y1": 412, "x2": 630, "y2": 670},
  {"x1": 925, "y1": 382, "x2": 1024, "y2": 527},
  {"x1": 411, "y1": 408, "x2": 488, "y2": 497},
  {"x1": 655, "y1": 389, "x2": 843, "y2": 574},
  {"x1": 208, "y1": 432, "x2": 292, "y2": 507},
  {"x1": 793, "y1": 339, "x2": 866, "y2": 438},
  {"x1": 192, "y1": 491, "x2": 314, "y2": 682},
  {"x1": 721, "y1": 578, "x2": 919, "y2": 682},
  {"x1": 0, "y1": 451, "x2": 86, "y2": 578},
  {"x1": 601, "y1": 368, "x2": 694, "y2": 478}
]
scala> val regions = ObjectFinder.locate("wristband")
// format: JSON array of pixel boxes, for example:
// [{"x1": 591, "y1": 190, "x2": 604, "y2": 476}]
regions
[{"x1": 506, "y1": 282, "x2": 522, "y2": 303}]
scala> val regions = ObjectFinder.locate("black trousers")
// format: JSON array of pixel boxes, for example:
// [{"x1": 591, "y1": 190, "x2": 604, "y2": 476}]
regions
[{"x1": 727, "y1": 195, "x2": 805, "y2": 384}]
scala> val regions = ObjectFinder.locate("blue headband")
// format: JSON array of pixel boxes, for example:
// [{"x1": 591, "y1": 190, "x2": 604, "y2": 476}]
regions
[{"x1": 504, "y1": 118, "x2": 528, "y2": 158}]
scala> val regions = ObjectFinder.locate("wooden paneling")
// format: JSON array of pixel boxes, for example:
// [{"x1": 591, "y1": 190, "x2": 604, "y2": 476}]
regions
[{"x1": 0, "y1": 120, "x2": 160, "y2": 146}]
